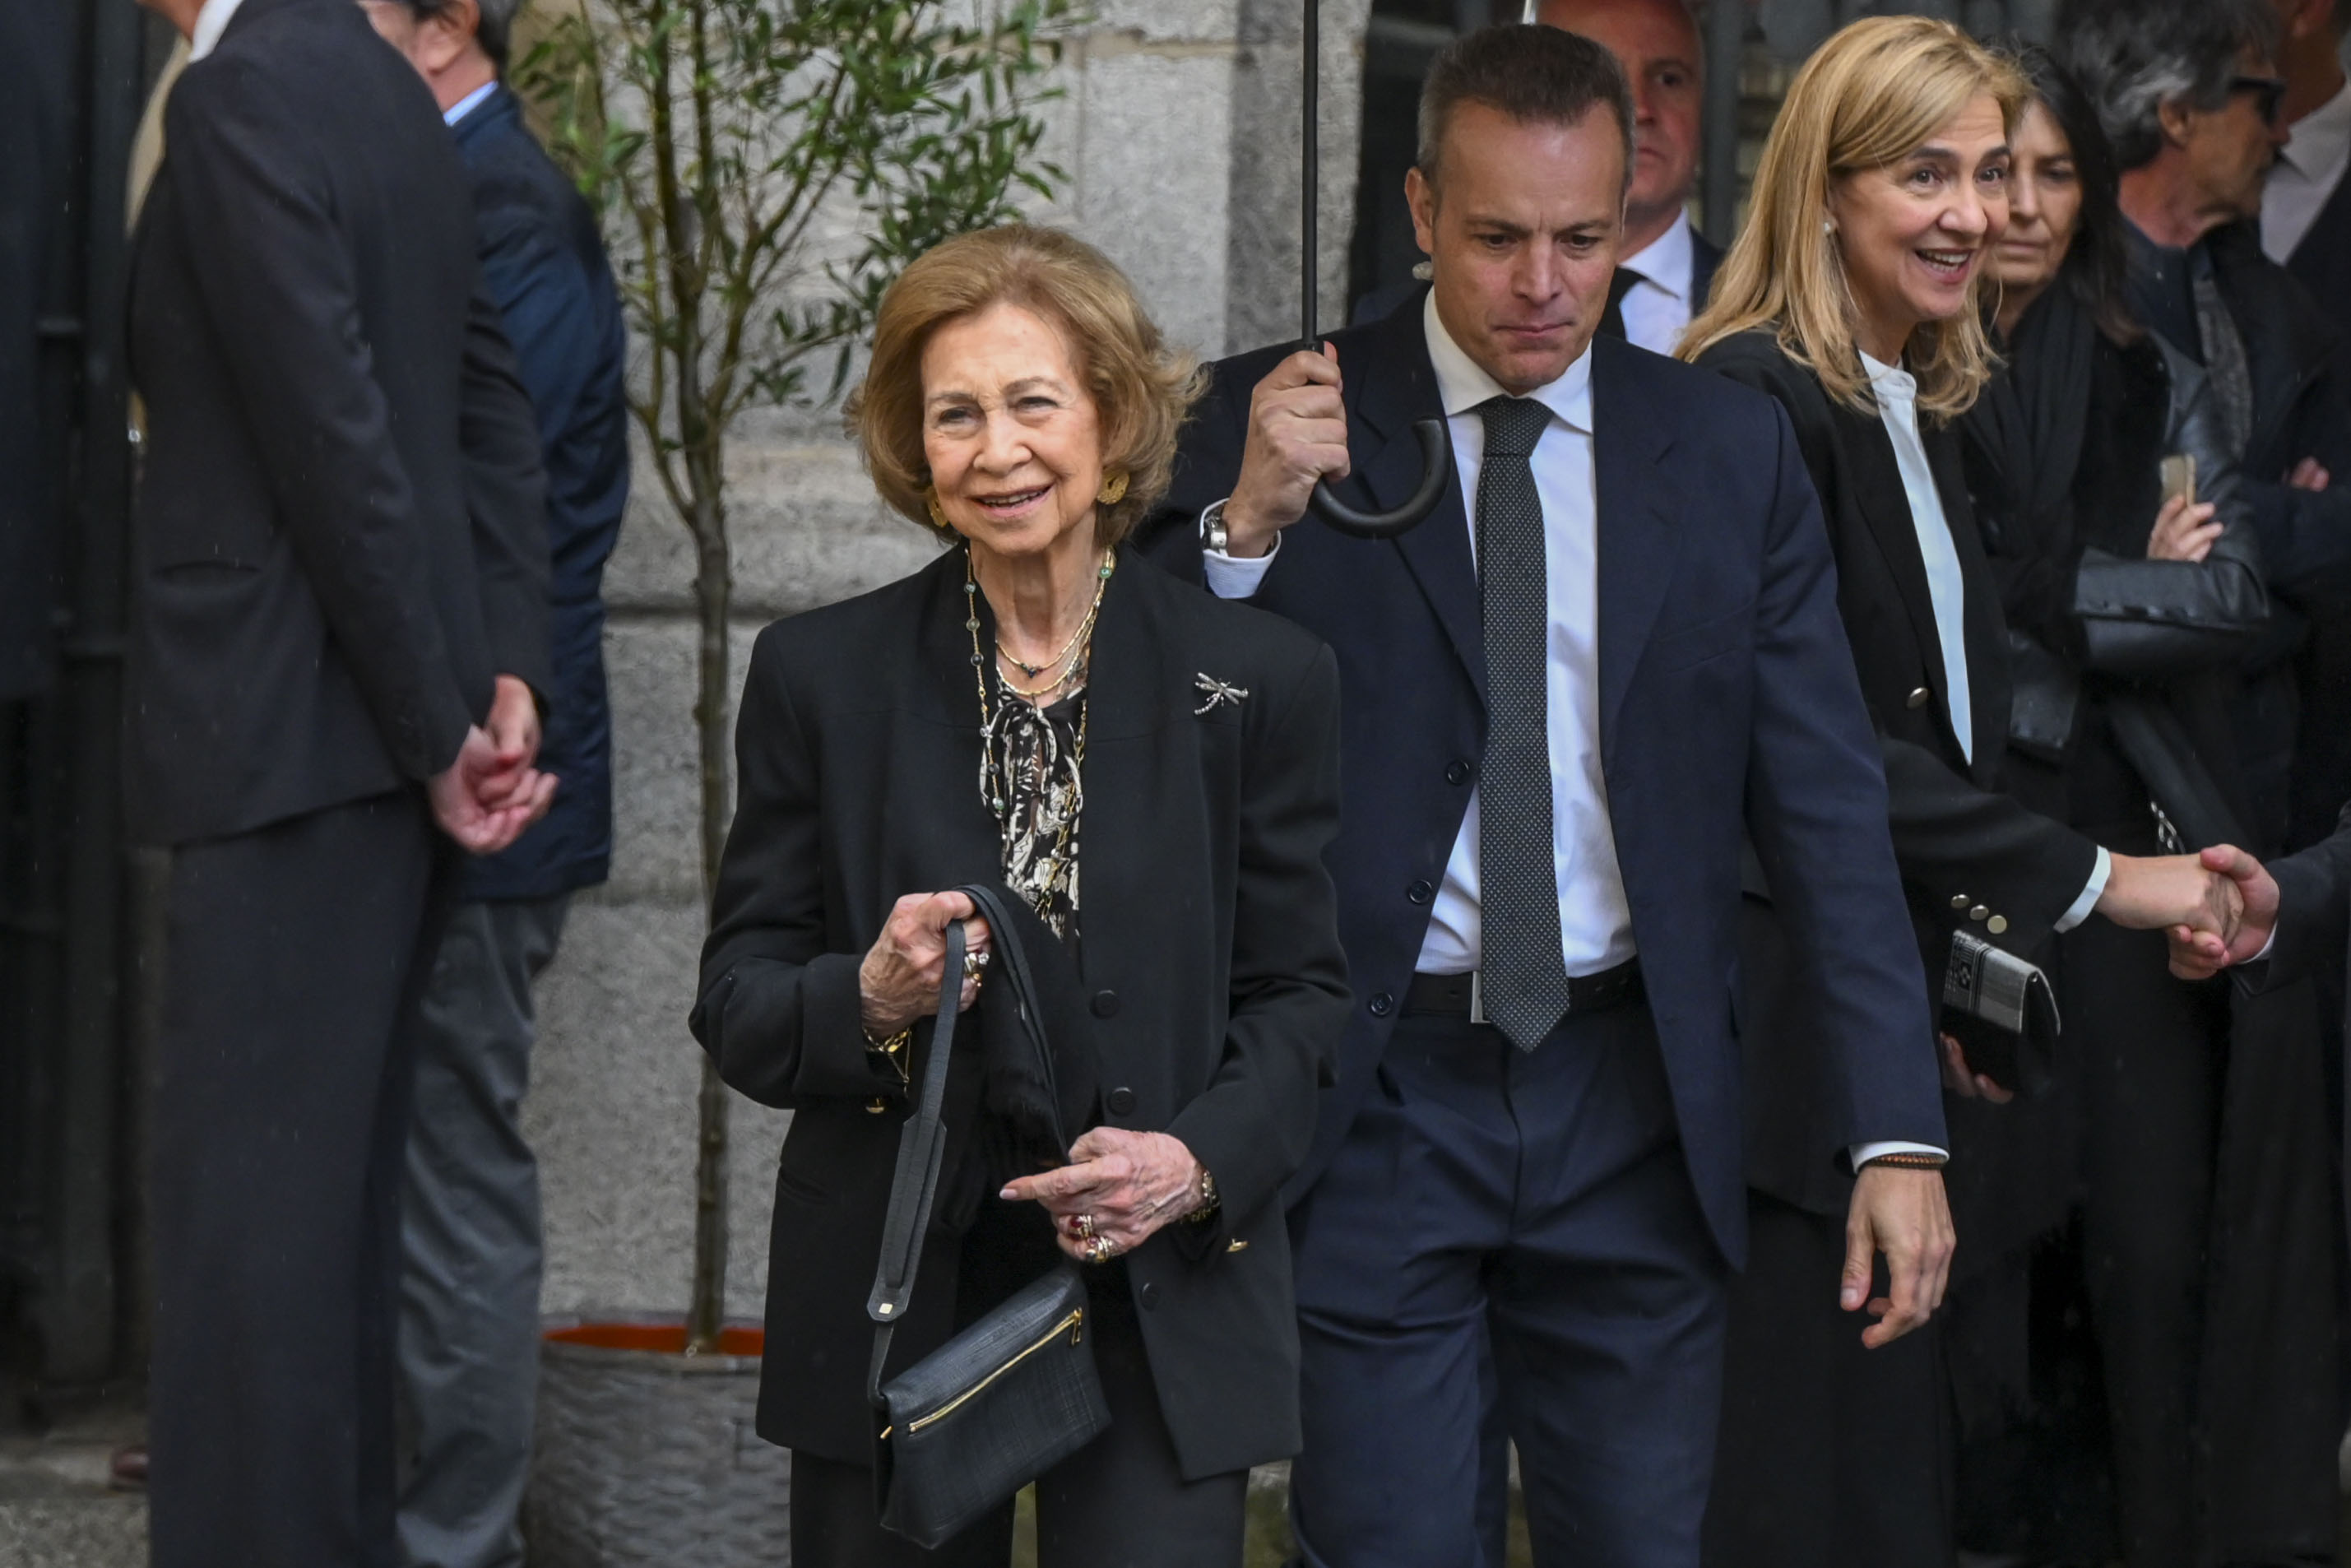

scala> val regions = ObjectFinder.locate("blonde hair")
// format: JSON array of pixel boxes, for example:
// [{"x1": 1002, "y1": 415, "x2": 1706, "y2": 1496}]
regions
[
  {"x1": 847, "y1": 225, "x2": 1203, "y2": 549},
  {"x1": 1679, "y1": 16, "x2": 2025, "y2": 422}
]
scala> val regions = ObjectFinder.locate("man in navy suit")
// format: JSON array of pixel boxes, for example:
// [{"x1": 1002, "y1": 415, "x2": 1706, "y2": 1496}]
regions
[
  {"x1": 1146, "y1": 26, "x2": 1951, "y2": 1567},
  {"x1": 359, "y1": 2, "x2": 628, "y2": 1564}
]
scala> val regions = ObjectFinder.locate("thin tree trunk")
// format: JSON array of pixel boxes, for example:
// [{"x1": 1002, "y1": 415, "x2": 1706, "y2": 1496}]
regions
[{"x1": 685, "y1": 469, "x2": 732, "y2": 1353}]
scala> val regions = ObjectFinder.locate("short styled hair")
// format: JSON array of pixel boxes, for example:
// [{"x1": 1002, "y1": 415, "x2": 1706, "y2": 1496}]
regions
[
  {"x1": 384, "y1": 0, "x2": 521, "y2": 70},
  {"x1": 1417, "y1": 23, "x2": 1636, "y2": 197},
  {"x1": 1680, "y1": 15, "x2": 2027, "y2": 421},
  {"x1": 2054, "y1": 0, "x2": 2281, "y2": 170},
  {"x1": 847, "y1": 225, "x2": 1203, "y2": 550}
]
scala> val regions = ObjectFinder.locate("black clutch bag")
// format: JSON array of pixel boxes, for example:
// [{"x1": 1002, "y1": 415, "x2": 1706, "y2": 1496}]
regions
[{"x1": 865, "y1": 903, "x2": 1110, "y2": 1549}]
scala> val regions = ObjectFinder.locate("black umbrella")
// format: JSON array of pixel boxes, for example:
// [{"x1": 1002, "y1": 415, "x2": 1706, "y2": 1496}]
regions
[{"x1": 1298, "y1": 0, "x2": 1451, "y2": 538}]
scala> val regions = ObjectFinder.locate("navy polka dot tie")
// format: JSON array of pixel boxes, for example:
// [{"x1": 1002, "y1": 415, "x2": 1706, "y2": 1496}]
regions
[{"x1": 1476, "y1": 396, "x2": 1569, "y2": 1052}]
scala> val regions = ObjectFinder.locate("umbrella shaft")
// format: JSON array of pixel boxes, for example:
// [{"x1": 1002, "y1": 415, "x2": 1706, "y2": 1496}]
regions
[{"x1": 1301, "y1": 0, "x2": 1318, "y2": 348}]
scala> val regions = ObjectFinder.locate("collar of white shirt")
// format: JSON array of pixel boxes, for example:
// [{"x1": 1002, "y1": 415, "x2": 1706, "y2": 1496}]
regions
[
  {"x1": 444, "y1": 80, "x2": 498, "y2": 128},
  {"x1": 188, "y1": 0, "x2": 249, "y2": 61},
  {"x1": 2283, "y1": 75, "x2": 2351, "y2": 187},
  {"x1": 1421, "y1": 288, "x2": 1594, "y2": 434},
  {"x1": 1620, "y1": 210, "x2": 1695, "y2": 301},
  {"x1": 1858, "y1": 349, "x2": 1915, "y2": 401}
]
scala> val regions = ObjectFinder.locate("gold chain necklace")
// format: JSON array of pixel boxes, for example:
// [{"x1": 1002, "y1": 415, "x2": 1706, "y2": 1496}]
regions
[{"x1": 966, "y1": 550, "x2": 1111, "y2": 920}]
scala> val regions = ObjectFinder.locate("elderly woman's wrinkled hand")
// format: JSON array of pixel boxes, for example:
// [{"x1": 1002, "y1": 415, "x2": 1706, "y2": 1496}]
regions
[
  {"x1": 1000, "y1": 1127, "x2": 1208, "y2": 1262},
  {"x1": 857, "y1": 893, "x2": 992, "y2": 1037}
]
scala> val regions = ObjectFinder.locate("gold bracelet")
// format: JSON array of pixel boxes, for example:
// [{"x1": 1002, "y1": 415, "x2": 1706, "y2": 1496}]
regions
[
  {"x1": 863, "y1": 1027, "x2": 913, "y2": 1092},
  {"x1": 1184, "y1": 1165, "x2": 1221, "y2": 1222},
  {"x1": 1862, "y1": 1152, "x2": 1947, "y2": 1171}
]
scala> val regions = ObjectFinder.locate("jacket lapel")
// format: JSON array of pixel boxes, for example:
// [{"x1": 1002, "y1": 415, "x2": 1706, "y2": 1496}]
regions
[
  {"x1": 1593, "y1": 339, "x2": 1680, "y2": 749},
  {"x1": 1346, "y1": 300, "x2": 1484, "y2": 702},
  {"x1": 1843, "y1": 402, "x2": 1955, "y2": 727},
  {"x1": 1927, "y1": 427, "x2": 2008, "y2": 780}
]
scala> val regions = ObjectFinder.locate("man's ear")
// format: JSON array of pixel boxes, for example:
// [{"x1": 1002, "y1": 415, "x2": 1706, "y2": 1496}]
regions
[
  {"x1": 416, "y1": 0, "x2": 483, "y2": 72},
  {"x1": 2157, "y1": 95, "x2": 2197, "y2": 151},
  {"x1": 1405, "y1": 164, "x2": 1437, "y2": 260}
]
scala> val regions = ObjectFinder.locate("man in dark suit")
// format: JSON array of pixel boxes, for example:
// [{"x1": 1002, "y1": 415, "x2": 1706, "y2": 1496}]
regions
[
  {"x1": 2265, "y1": 0, "x2": 2351, "y2": 385},
  {"x1": 1353, "y1": 0, "x2": 1720, "y2": 350},
  {"x1": 1146, "y1": 27, "x2": 1955, "y2": 1566},
  {"x1": 355, "y1": 2, "x2": 629, "y2": 1563},
  {"x1": 126, "y1": 0, "x2": 555, "y2": 1561}
]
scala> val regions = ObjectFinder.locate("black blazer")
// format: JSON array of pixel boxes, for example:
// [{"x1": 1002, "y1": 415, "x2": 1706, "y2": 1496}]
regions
[
  {"x1": 1146, "y1": 304, "x2": 1943, "y2": 1264},
  {"x1": 690, "y1": 547, "x2": 1351, "y2": 1477},
  {"x1": 1696, "y1": 332, "x2": 2100, "y2": 1209},
  {"x1": 126, "y1": 0, "x2": 548, "y2": 846},
  {"x1": 2283, "y1": 167, "x2": 2351, "y2": 398}
]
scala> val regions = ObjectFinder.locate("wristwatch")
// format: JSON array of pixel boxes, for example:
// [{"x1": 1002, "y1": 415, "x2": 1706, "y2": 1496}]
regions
[{"x1": 1200, "y1": 498, "x2": 1231, "y2": 554}]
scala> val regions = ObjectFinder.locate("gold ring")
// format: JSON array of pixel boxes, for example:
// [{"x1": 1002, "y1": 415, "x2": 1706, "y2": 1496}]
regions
[
  {"x1": 1084, "y1": 1235, "x2": 1115, "y2": 1264},
  {"x1": 1076, "y1": 1213, "x2": 1095, "y2": 1240},
  {"x1": 962, "y1": 949, "x2": 989, "y2": 979}
]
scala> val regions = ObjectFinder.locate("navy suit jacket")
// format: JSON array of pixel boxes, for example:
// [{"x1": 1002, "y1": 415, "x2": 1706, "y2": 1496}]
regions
[
  {"x1": 1142, "y1": 296, "x2": 1942, "y2": 1264},
  {"x1": 451, "y1": 86, "x2": 629, "y2": 900}
]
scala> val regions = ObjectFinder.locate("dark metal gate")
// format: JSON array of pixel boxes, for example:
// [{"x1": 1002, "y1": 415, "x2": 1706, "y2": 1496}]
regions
[{"x1": 1, "y1": 0, "x2": 163, "y2": 1398}]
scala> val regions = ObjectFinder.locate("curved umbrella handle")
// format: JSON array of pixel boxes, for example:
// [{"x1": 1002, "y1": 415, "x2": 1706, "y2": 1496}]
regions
[{"x1": 1308, "y1": 417, "x2": 1453, "y2": 539}]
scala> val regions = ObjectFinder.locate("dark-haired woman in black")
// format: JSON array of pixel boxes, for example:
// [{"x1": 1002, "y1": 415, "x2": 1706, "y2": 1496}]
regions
[{"x1": 1951, "y1": 49, "x2": 2340, "y2": 1568}]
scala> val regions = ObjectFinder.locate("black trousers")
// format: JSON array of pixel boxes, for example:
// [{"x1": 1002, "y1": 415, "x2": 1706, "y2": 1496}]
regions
[
  {"x1": 788, "y1": 1282, "x2": 1248, "y2": 1568},
  {"x1": 1701, "y1": 1190, "x2": 1955, "y2": 1568},
  {"x1": 146, "y1": 792, "x2": 451, "y2": 1568}
]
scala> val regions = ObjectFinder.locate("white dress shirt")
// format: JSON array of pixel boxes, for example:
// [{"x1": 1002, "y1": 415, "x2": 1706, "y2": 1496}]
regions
[
  {"x1": 443, "y1": 81, "x2": 498, "y2": 128},
  {"x1": 1859, "y1": 352, "x2": 2109, "y2": 932},
  {"x1": 188, "y1": 0, "x2": 248, "y2": 60},
  {"x1": 1616, "y1": 212, "x2": 1698, "y2": 359},
  {"x1": 2265, "y1": 77, "x2": 2351, "y2": 264}
]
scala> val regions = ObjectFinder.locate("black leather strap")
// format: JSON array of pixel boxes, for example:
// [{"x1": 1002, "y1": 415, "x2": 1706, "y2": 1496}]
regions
[
  {"x1": 865, "y1": 921, "x2": 967, "y2": 1399},
  {"x1": 863, "y1": 888, "x2": 1069, "y2": 1405}
]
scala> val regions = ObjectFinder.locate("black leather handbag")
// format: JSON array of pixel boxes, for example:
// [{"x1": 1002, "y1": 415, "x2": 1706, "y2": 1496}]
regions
[{"x1": 865, "y1": 902, "x2": 1111, "y2": 1549}]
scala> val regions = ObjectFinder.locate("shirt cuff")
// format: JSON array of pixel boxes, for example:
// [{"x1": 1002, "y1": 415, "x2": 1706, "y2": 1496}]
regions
[
  {"x1": 2052, "y1": 845, "x2": 2112, "y2": 934},
  {"x1": 1851, "y1": 1140, "x2": 1950, "y2": 1168},
  {"x1": 1200, "y1": 503, "x2": 1280, "y2": 599},
  {"x1": 2249, "y1": 927, "x2": 2277, "y2": 963}
]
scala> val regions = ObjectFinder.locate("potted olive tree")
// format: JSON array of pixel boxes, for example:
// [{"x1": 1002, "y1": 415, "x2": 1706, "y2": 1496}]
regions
[{"x1": 513, "y1": 2, "x2": 1065, "y2": 1557}]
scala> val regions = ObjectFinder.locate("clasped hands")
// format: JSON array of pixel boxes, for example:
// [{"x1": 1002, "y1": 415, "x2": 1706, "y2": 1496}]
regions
[
  {"x1": 428, "y1": 675, "x2": 557, "y2": 854},
  {"x1": 859, "y1": 893, "x2": 1205, "y2": 1261}
]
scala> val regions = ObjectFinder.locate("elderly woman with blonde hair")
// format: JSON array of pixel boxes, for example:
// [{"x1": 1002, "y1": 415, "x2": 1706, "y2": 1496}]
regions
[{"x1": 689, "y1": 223, "x2": 1350, "y2": 1566}]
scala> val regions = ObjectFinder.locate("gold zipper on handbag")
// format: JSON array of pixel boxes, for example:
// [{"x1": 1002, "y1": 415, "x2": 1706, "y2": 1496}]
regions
[{"x1": 899, "y1": 1309, "x2": 1086, "y2": 1436}]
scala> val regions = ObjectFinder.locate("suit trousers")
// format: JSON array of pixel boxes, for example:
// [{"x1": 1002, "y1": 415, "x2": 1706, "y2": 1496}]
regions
[
  {"x1": 148, "y1": 791, "x2": 452, "y2": 1568},
  {"x1": 786, "y1": 1279, "x2": 1249, "y2": 1568},
  {"x1": 1287, "y1": 1001, "x2": 1730, "y2": 1568},
  {"x1": 395, "y1": 893, "x2": 572, "y2": 1568}
]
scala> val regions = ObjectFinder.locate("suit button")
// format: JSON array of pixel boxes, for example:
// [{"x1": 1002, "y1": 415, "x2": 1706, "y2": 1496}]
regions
[
  {"x1": 1107, "y1": 1087, "x2": 1137, "y2": 1116},
  {"x1": 1370, "y1": 991, "x2": 1395, "y2": 1018},
  {"x1": 1406, "y1": 879, "x2": 1434, "y2": 905},
  {"x1": 1987, "y1": 915, "x2": 2009, "y2": 935},
  {"x1": 1091, "y1": 989, "x2": 1120, "y2": 1019},
  {"x1": 1139, "y1": 1282, "x2": 1160, "y2": 1311},
  {"x1": 1907, "y1": 687, "x2": 1931, "y2": 709},
  {"x1": 1445, "y1": 758, "x2": 1474, "y2": 786},
  {"x1": 1950, "y1": 893, "x2": 1970, "y2": 912},
  {"x1": 1969, "y1": 905, "x2": 1988, "y2": 922}
]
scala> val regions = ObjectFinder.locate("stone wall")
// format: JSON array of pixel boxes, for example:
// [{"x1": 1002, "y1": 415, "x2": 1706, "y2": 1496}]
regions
[{"x1": 524, "y1": 1, "x2": 1373, "y2": 1327}]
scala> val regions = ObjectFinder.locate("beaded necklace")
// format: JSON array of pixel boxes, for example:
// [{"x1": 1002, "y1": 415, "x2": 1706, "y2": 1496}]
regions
[{"x1": 966, "y1": 548, "x2": 1114, "y2": 934}]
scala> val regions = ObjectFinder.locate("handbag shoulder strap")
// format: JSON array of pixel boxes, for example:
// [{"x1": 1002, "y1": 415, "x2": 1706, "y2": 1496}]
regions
[
  {"x1": 953, "y1": 883, "x2": 1068, "y2": 1153},
  {"x1": 865, "y1": 920, "x2": 966, "y2": 1396}
]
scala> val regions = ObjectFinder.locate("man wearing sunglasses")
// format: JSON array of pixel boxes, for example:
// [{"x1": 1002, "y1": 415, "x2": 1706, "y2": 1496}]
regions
[{"x1": 2059, "y1": 2, "x2": 2351, "y2": 1563}]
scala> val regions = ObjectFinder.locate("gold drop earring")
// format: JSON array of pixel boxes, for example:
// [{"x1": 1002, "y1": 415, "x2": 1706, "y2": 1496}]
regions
[{"x1": 1097, "y1": 471, "x2": 1129, "y2": 506}]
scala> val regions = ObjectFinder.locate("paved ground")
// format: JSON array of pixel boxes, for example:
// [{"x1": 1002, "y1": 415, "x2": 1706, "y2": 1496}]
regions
[{"x1": 0, "y1": 1398, "x2": 146, "y2": 1568}]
